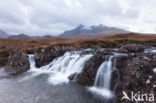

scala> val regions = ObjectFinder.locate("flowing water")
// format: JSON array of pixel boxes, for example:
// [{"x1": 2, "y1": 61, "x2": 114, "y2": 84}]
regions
[
  {"x1": 0, "y1": 51, "x2": 116, "y2": 103},
  {"x1": 0, "y1": 73, "x2": 108, "y2": 103},
  {"x1": 145, "y1": 47, "x2": 156, "y2": 53},
  {"x1": 29, "y1": 51, "x2": 93, "y2": 85},
  {"x1": 89, "y1": 56, "x2": 114, "y2": 99}
]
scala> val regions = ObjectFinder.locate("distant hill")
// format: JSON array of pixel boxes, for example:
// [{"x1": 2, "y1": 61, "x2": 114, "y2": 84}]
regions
[
  {"x1": 43, "y1": 35, "x2": 54, "y2": 38},
  {"x1": 60, "y1": 24, "x2": 128, "y2": 38},
  {"x1": 0, "y1": 29, "x2": 10, "y2": 38},
  {"x1": 8, "y1": 34, "x2": 30, "y2": 39}
]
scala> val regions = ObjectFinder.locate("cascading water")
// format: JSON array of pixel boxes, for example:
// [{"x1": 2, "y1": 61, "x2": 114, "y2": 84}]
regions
[
  {"x1": 95, "y1": 56, "x2": 113, "y2": 89},
  {"x1": 89, "y1": 56, "x2": 114, "y2": 98},
  {"x1": 27, "y1": 51, "x2": 93, "y2": 85},
  {"x1": 44, "y1": 51, "x2": 93, "y2": 85},
  {"x1": 28, "y1": 54, "x2": 51, "y2": 74}
]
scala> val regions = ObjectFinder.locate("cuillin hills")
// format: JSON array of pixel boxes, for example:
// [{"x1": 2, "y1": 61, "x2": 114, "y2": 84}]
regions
[
  {"x1": 60, "y1": 24, "x2": 128, "y2": 38},
  {"x1": 0, "y1": 29, "x2": 10, "y2": 38}
]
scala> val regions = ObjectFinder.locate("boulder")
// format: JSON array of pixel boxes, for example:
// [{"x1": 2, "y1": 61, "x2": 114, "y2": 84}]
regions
[
  {"x1": 119, "y1": 44, "x2": 145, "y2": 53},
  {"x1": 34, "y1": 45, "x2": 75, "y2": 67},
  {"x1": 5, "y1": 50, "x2": 30, "y2": 75}
]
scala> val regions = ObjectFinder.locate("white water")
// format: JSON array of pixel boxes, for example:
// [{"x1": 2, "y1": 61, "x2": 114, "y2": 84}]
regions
[
  {"x1": 90, "y1": 56, "x2": 114, "y2": 98},
  {"x1": 26, "y1": 51, "x2": 92, "y2": 85},
  {"x1": 145, "y1": 47, "x2": 156, "y2": 53}
]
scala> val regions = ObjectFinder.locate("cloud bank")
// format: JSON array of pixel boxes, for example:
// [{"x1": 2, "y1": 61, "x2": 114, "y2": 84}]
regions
[{"x1": 0, "y1": 0, "x2": 155, "y2": 36}]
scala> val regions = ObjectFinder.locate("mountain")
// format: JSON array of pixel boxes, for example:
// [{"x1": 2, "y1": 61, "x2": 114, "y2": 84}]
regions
[
  {"x1": 0, "y1": 29, "x2": 10, "y2": 38},
  {"x1": 8, "y1": 34, "x2": 30, "y2": 39},
  {"x1": 60, "y1": 24, "x2": 128, "y2": 38}
]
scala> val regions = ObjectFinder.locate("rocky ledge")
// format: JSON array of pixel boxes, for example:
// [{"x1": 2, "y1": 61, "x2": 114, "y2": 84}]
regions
[
  {"x1": 76, "y1": 53, "x2": 156, "y2": 103},
  {"x1": 118, "y1": 43, "x2": 145, "y2": 53},
  {"x1": 76, "y1": 53, "x2": 105, "y2": 85},
  {"x1": 34, "y1": 45, "x2": 75, "y2": 67},
  {"x1": 75, "y1": 44, "x2": 156, "y2": 103},
  {"x1": 5, "y1": 50, "x2": 30, "y2": 75},
  {"x1": 115, "y1": 53, "x2": 156, "y2": 102}
]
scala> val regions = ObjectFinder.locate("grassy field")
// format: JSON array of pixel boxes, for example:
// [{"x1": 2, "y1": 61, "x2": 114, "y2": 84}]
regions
[{"x1": 0, "y1": 33, "x2": 156, "y2": 66}]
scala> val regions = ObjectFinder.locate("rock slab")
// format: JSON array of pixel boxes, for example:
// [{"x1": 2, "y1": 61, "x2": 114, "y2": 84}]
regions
[{"x1": 5, "y1": 50, "x2": 30, "y2": 75}]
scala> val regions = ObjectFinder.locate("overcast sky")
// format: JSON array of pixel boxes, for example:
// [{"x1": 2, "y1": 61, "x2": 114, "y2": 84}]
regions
[{"x1": 0, "y1": 0, "x2": 156, "y2": 36}]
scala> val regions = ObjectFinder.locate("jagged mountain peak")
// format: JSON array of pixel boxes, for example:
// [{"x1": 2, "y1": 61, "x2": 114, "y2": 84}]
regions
[{"x1": 60, "y1": 24, "x2": 128, "y2": 37}]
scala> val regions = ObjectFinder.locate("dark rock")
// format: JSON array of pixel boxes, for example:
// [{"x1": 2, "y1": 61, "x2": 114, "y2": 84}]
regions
[
  {"x1": 95, "y1": 48, "x2": 115, "y2": 55},
  {"x1": 5, "y1": 50, "x2": 30, "y2": 75},
  {"x1": 119, "y1": 44, "x2": 145, "y2": 53},
  {"x1": 76, "y1": 53, "x2": 105, "y2": 85},
  {"x1": 111, "y1": 67, "x2": 120, "y2": 91},
  {"x1": 115, "y1": 53, "x2": 156, "y2": 102},
  {"x1": 80, "y1": 48, "x2": 116, "y2": 56},
  {"x1": 34, "y1": 45, "x2": 75, "y2": 67},
  {"x1": 76, "y1": 49, "x2": 116, "y2": 86},
  {"x1": 68, "y1": 73, "x2": 77, "y2": 80},
  {"x1": 80, "y1": 49, "x2": 94, "y2": 55},
  {"x1": 76, "y1": 50, "x2": 156, "y2": 103}
]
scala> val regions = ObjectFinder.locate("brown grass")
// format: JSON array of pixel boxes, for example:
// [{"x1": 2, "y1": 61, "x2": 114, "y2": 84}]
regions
[{"x1": 0, "y1": 33, "x2": 156, "y2": 66}]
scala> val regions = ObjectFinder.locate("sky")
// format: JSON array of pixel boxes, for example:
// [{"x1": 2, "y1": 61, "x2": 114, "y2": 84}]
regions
[{"x1": 0, "y1": 0, "x2": 156, "y2": 36}]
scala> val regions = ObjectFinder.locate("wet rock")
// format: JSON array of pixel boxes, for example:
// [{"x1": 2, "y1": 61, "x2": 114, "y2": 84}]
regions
[
  {"x1": 68, "y1": 73, "x2": 77, "y2": 80},
  {"x1": 76, "y1": 49, "x2": 117, "y2": 86},
  {"x1": 111, "y1": 67, "x2": 120, "y2": 91},
  {"x1": 95, "y1": 49, "x2": 114, "y2": 55},
  {"x1": 115, "y1": 53, "x2": 156, "y2": 102},
  {"x1": 34, "y1": 45, "x2": 75, "y2": 67},
  {"x1": 119, "y1": 44, "x2": 145, "y2": 53},
  {"x1": 5, "y1": 50, "x2": 30, "y2": 75},
  {"x1": 76, "y1": 53, "x2": 105, "y2": 85},
  {"x1": 76, "y1": 49, "x2": 156, "y2": 103}
]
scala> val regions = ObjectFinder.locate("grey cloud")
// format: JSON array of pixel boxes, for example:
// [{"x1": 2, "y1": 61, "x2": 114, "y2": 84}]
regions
[
  {"x1": 25, "y1": 0, "x2": 125, "y2": 29},
  {"x1": 0, "y1": 0, "x2": 155, "y2": 35},
  {"x1": 0, "y1": 0, "x2": 26, "y2": 25},
  {"x1": 123, "y1": 9, "x2": 139, "y2": 18}
]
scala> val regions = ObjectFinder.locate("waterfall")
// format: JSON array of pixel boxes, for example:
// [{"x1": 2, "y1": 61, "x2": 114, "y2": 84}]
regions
[
  {"x1": 89, "y1": 56, "x2": 114, "y2": 98},
  {"x1": 94, "y1": 56, "x2": 113, "y2": 89},
  {"x1": 28, "y1": 54, "x2": 36, "y2": 70},
  {"x1": 27, "y1": 51, "x2": 93, "y2": 85}
]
